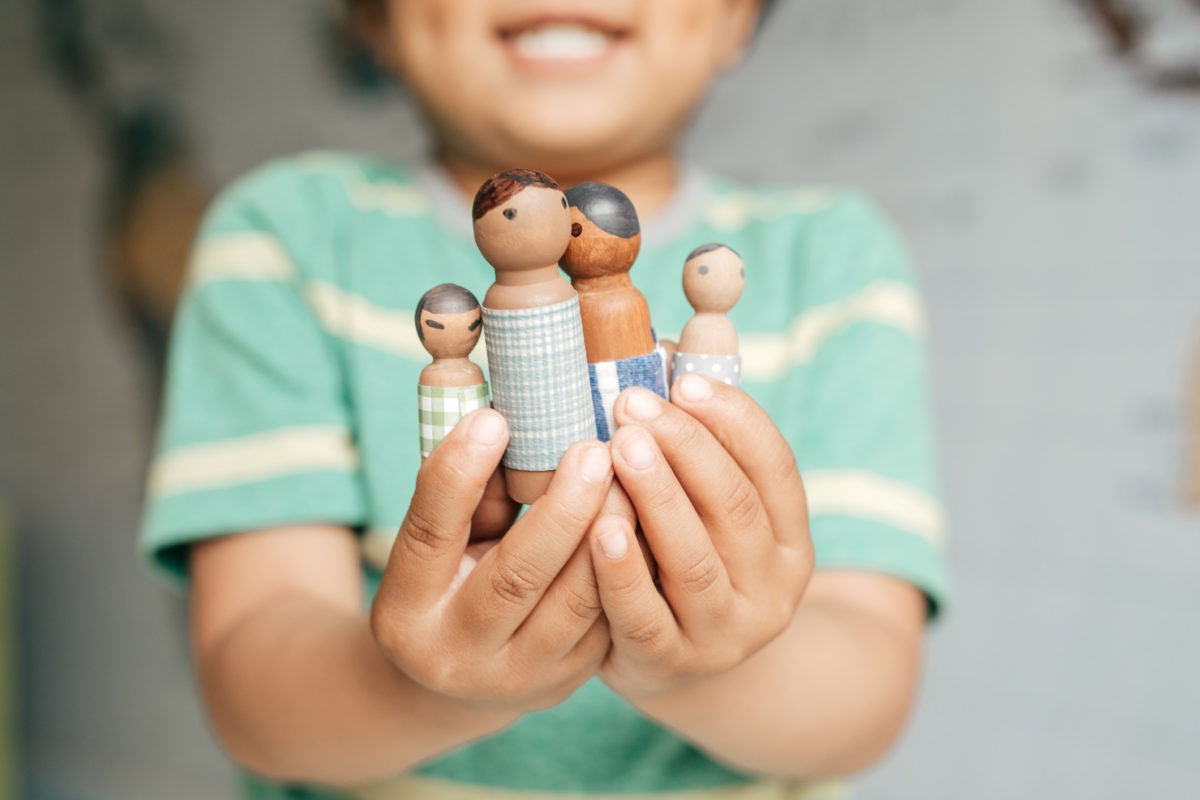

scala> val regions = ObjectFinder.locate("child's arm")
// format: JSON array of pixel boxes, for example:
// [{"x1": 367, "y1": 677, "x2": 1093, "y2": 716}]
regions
[
  {"x1": 589, "y1": 379, "x2": 925, "y2": 779},
  {"x1": 191, "y1": 409, "x2": 617, "y2": 787}
]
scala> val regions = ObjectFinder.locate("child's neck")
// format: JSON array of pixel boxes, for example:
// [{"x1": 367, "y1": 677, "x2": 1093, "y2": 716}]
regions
[{"x1": 439, "y1": 151, "x2": 680, "y2": 220}]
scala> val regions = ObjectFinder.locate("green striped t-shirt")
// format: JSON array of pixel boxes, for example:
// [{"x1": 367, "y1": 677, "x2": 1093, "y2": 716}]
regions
[{"x1": 142, "y1": 153, "x2": 949, "y2": 800}]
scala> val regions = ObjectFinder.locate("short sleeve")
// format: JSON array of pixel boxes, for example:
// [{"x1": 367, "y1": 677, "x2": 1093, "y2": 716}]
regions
[
  {"x1": 790, "y1": 192, "x2": 950, "y2": 618},
  {"x1": 140, "y1": 164, "x2": 368, "y2": 584}
]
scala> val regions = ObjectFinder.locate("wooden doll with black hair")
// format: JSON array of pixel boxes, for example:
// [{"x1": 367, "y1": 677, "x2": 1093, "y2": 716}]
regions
[
  {"x1": 473, "y1": 169, "x2": 595, "y2": 504},
  {"x1": 415, "y1": 283, "x2": 489, "y2": 459},
  {"x1": 559, "y1": 181, "x2": 667, "y2": 441},
  {"x1": 673, "y1": 243, "x2": 745, "y2": 387}
]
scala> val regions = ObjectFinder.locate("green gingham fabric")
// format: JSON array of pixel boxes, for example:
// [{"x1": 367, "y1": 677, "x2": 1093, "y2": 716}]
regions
[
  {"x1": 417, "y1": 382, "x2": 490, "y2": 457},
  {"x1": 481, "y1": 297, "x2": 596, "y2": 471}
]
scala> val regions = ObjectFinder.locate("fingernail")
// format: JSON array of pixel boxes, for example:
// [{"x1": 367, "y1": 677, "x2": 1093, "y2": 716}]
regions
[
  {"x1": 623, "y1": 388, "x2": 662, "y2": 421},
  {"x1": 467, "y1": 411, "x2": 506, "y2": 446},
  {"x1": 598, "y1": 522, "x2": 629, "y2": 560},
  {"x1": 676, "y1": 374, "x2": 713, "y2": 403},
  {"x1": 580, "y1": 445, "x2": 612, "y2": 484},
  {"x1": 621, "y1": 430, "x2": 656, "y2": 470}
]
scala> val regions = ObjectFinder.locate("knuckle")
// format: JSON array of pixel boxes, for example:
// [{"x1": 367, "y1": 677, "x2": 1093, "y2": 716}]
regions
[
  {"x1": 623, "y1": 616, "x2": 668, "y2": 650},
  {"x1": 489, "y1": 553, "x2": 549, "y2": 606},
  {"x1": 678, "y1": 549, "x2": 723, "y2": 595},
  {"x1": 667, "y1": 415, "x2": 707, "y2": 453},
  {"x1": 722, "y1": 480, "x2": 764, "y2": 532},
  {"x1": 399, "y1": 507, "x2": 449, "y2": 562},
  {"x1": 544, "y1": 497, "x2": 597, "y2": 537},
  {"x1": 561, "y1": 582, "x2": 602, "y2": 623}
]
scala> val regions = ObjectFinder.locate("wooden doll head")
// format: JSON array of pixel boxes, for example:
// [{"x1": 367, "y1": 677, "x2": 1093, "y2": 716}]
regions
[
  {"x1": 682, "y1": 243, "x2": 744, "y2": 314},
  {"x1": 415, "y1": 283, "x2": 483, "y2": 360},
  {"x1": 472, "y1": 169, "x2": 571, "y2": 273},
  {"x1": 559, "y1": 182, "x2": 642, "y2": 281}
]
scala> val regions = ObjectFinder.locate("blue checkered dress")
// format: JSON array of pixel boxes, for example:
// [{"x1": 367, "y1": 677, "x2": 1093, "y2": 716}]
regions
[{"x1": 482, "y1": 297, "x2": 596, "y2": 470}]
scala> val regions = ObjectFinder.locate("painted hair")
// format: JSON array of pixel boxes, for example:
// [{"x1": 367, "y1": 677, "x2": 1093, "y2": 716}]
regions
[
  {"x1": 565, "y1": 182, "x2": 640, "y2": 239},
  {"x1": 472, "y1": 169, "x2": 561, "y2": 220},
  {"x1": 415, "y1": 283, "x2": 481, "y2": 341},
  {"x1": 686, "y1": 242, "x2": 739, "y2": 261}
]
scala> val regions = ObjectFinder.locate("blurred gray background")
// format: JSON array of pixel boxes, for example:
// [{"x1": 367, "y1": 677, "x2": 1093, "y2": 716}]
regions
[{"x1": 2, "y1": 0, "x2": 1198, "y2": 797}]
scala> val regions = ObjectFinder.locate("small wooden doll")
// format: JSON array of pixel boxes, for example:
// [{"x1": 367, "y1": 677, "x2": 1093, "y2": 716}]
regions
[
  {"x1": 473, "y1": 169, "x2": 595, "y2": 504},
  {"x1": 415, "y1": 283, "x2": 489, "y2": 458},
  {"x1": 673, "y1": 243, "x2": 745, "y2": 387},
  {"x1": 559, "y1": 181, "x2": 667, "y2": 441}
]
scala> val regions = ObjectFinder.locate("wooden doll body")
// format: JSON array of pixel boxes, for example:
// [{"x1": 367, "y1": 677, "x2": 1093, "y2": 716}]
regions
[
  {"x1": 473, "y1": 169, "x2": 595, "y2": 504},
  {"x1": 415, "y1": 284, "x2": 489, "y2": 459},
  {"x1": 560, "y1": 182, "x2": 667, "y2": 440},
  {"x1": 673, "y1": 243, "x2": 745, "y2": 387},
  {"x1": 559, "y1": 182, "x2": 655, "y2": 362}
]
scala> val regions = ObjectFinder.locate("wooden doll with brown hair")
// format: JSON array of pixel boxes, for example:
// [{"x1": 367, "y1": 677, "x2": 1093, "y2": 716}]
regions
[
  {"x1": 673, "y1": 243, "x2": 745, "y2": 387},
  {"x1": 559, "y1": 181, "x2": 667, "y2": 441},
  {"x1": 415, "y1": 283, "x2": 489, "y2": 459},
  {"x1": 473, "y1": 169, "x2": 595, "y2": 504}
]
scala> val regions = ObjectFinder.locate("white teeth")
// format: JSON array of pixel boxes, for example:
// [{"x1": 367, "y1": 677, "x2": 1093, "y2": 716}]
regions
[{"x1": 512, "y1": 25, "x2": 611, "y2": 60}]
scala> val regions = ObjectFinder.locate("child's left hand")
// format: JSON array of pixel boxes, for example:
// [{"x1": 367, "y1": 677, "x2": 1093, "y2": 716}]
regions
[{"x1": 589, "y1": 376, "x2": 815, "y2": 698}]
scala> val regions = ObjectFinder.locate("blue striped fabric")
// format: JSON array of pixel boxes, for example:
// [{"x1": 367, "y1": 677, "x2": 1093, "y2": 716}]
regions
[{"x1": 589, "y1": 349, "x2": 669, "y2": 441}]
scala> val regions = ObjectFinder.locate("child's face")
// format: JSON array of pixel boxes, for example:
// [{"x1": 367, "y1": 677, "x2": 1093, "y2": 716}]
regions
[{"x1": 368, "y1": 0, "x2": 761, "y2": 173}]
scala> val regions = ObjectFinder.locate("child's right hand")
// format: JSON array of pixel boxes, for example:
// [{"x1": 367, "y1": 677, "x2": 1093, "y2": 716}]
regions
[{"x1": 371, "y1": 408, "x2": 615, "y2": 714}]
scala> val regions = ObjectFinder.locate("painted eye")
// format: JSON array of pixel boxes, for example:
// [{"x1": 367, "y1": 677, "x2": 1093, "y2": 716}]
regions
[
  {"x1": 425, "y1": 319, "x2": 445, "y2": 330},
  {"x1": 698, "y1": 265, "x2": 710, "y2": 275},
  {"x1": 571, "y1": 222, "x2": 583, "y2": 237},
  {"x1": 740, "y1": 267, "x2": 745, "y2": 277},
  {"x1": 561, "y1": 197, "x2": 568, "y2": 208},
  {"x1": 503, "y1": 208, "x2": 517, "y2": 220},
  {"x1": 468, "y1": 317, "x2": 482, "y2": 332}
]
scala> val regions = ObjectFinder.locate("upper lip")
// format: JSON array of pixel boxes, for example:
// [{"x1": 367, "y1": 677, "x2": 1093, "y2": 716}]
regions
[{"x1": 495, "y1": 13, "x2": 630, "y2": 40}]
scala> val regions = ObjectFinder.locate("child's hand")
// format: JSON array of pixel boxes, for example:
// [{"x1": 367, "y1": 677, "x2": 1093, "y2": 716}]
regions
[
  {"x1": 371, "y1": 408, "x2": 616, "y2": 714},
  {"x1": 590, "y1": 377, "x2": 814, "y2": 698}
]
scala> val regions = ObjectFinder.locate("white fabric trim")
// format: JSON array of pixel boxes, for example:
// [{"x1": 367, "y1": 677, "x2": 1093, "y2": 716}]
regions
[
  {"x1": 148, "y1": 426, "x2": 358, "y2": 497},
  {"x1": 661, "y1": 280, "x2": 925, "y2": 382},
  {"x1": 306, "y1": 281, "x2": 487, "y2": 363},
  {"x1": 804, "y1": 469, "x2": 946, "y2": 546},
  {"x1": 188, "y1": 232, "x2": 295, "y2": 284}
]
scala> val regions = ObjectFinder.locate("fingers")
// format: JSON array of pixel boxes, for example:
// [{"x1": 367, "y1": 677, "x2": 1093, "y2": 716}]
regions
[
  {"x1": 471, "y1": 465, "x2": 520, "y2": 542},
  {"x1": 452, "y1": 440, "x2": 614, "y2": 646},
  {"x1": 512, "y1": 538, "x2": 602, "y2": 661},
  {"x1": 613, "y1": 389, "x2": 769, "y2": 581},
  {"x1": 668, "y1": 375, "x2": 809, "y2": 550},
  {"x1": 590, "y1": 516, "x2": 677, "y2": 659},
  {"x1": 378, "y1": 409, "x2": 509, "y2": 611},
  {"x1": 609, "y1": 423, "x2": 735, "y2": 629}
]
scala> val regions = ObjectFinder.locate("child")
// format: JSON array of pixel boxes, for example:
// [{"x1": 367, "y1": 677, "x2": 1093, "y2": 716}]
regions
[{"x1": 142, "y1": 2, "x2": 949, "y2": 798}]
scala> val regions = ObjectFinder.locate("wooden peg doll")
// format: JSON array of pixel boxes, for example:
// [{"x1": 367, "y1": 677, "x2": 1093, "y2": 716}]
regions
[
  {"x1": 673, "y1": 243, "x2": 745, "y2": 387},
  {"x1": 415, "y1": 283, "x2": 489, "y2": 458},
  {"x1": 559, "y1": 181, "x2": 667, "y2": 441},
  {"x1": 473, "y1": 169, "x2": 596, "y2": 504}
]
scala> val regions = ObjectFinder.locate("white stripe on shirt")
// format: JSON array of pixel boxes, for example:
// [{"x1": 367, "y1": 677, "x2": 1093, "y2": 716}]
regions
[
  {"x1": 803, "y1": 469, "x2": 946, "y2": 546},
  {"x1": 148, "y1": 426, "x2": 358, "y2": 497}
]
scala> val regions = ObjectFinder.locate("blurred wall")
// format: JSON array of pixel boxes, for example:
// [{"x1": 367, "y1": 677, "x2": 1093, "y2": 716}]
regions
[{"x1": 1, "y1": 0, "x2": 1198, "y2": 798}]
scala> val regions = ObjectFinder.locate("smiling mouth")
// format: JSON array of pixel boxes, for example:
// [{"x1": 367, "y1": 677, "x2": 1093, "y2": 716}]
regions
[{"x1": 501, "y1": 22, "x2": 626, "y2": 64}]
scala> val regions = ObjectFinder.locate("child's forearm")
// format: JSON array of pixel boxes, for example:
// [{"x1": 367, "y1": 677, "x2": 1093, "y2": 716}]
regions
[
  {"x1": 191, "y1": 526, "x2": 519, "y2": 787},
  {"x1": 624, "y1": 572, "x2": 925, "y2": 780},
  {"x1": 198, "y1": 588, "x2": 517, "y2": 786}
]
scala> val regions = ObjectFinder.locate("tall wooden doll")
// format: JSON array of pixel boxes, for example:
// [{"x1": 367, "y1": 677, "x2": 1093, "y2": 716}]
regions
[
  {"x1": 415, "y1": 283, "x2": 489, "y2": 458},
  {"x1": 673, "y1": 243, "x2": 745, "y2": 387},
  {"x1": 473, "y1": 169, "x2": 595, "y2": 504},
  {"x1": 559, "y1": 181, "x2": 667, "y2": 441}
]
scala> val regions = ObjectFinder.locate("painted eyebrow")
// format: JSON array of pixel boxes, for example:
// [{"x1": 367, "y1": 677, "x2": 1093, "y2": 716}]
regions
[
  {"x1": 468, "y1": 317, "x2": 482, "y2": 332},
  {"x1": 424, "y1": 319, "x2": 446, "y2": 330}
]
